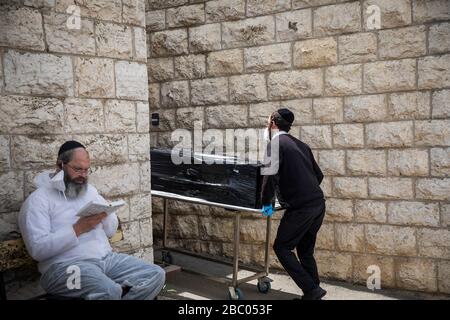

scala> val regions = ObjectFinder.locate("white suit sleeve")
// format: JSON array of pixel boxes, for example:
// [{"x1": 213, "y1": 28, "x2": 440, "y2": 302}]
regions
[
  {"x1": 95, "y1": 193, "x2": 119, "y2": 238},
  {"x1": 18, "y1": 195, "x2": 79, "y2": 262},
  {"x1": 102, "y1": 213, "x2": 119, "y2": 238}
]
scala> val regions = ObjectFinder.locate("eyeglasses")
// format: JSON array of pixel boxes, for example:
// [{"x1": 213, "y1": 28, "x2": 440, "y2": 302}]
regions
[{"x1": 65, "y1": 164, "x2": 92, "y2": 175}]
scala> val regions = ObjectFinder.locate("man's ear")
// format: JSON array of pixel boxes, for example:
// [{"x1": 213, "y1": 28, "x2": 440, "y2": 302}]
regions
[{"x1": 56, "y1": 160, "x2": 63, "y2": 169}]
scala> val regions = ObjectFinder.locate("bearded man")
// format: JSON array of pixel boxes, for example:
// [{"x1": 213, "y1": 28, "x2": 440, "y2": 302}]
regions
[{"x1": 18, "y1": 141, "x2": 165, "y2": 300}]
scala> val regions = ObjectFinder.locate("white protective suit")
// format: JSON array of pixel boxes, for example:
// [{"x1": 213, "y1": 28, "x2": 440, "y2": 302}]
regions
[{"x1": 18, "y1": 170, "x2": 119, "y2": 274}]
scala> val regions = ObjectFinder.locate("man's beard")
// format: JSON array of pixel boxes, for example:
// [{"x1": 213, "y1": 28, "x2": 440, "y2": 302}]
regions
[{"x1": 64, "y1": 172, "x2": 88, "y2": 199}]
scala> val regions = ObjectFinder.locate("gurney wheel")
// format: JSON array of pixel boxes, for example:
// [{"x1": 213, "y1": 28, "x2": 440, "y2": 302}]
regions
[
  {"x1": 227, "y1": 287, "x2": 244, "y2": 300},
  {"x1": 162, "y1": 251, "x2": 173, "y2": 264},
  {"x1": 257, "y1": 278, "x2": 271, "y2": 294}
]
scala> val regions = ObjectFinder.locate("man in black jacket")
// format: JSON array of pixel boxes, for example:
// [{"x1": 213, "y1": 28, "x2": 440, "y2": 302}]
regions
[{"x1": 260, "y1": 108, "x2": 327, "y2": 300}]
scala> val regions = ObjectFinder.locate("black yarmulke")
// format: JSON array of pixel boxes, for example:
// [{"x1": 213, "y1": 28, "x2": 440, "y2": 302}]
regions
[
  {"x1": 277, "y1": 108, "x2": 294, "y2": 124},
  {"x1": 58, "y1": 140, "x2": 85, "y2": 156}
]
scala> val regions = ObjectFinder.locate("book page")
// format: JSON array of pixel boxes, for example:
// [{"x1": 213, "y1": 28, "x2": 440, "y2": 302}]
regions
[{"x1": 77, "y1": 200, "x2": 125, "y2": 217}]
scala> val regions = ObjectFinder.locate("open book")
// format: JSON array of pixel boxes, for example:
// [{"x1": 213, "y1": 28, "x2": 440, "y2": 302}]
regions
[{"x1": 76, "y1": 200, "x2": 125, "y2": 217}]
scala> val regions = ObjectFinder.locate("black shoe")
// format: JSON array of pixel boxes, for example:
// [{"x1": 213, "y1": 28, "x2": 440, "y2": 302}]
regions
[{"x1": 301, "y1": 287, "x2": 327, "y2": 300}]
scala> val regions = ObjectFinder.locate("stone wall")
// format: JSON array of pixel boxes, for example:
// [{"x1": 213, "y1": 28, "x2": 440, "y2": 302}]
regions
[
  {"x1": 147, "y1": 0, "x2": 450, "y2": 294},
  {"x1": 0, "y1": 1, "x2": 153, "y2": 262}
]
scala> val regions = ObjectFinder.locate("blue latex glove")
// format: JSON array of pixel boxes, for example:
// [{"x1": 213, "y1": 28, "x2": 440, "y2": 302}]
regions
[{"x1": 261, "y1": 204, "x2": 273, "y2": 217}]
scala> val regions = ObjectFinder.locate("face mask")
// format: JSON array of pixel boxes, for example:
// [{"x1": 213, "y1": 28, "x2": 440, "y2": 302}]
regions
[{"x1": 50, "y1": 169, "x2": 66, "y2": 192}]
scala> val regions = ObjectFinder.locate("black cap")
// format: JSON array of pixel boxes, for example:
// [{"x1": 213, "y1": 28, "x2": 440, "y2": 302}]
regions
[
  {"x1": 58, "y1": 140, "x2": 85, "y2": 156},
  {"x1": 277, "y1": 108, "x2": 294, "y2": 124}
]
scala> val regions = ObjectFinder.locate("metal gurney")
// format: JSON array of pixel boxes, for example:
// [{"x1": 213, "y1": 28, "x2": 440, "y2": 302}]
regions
[{"x1": 151, "y1": 190, "x2": 280, "y2": 300}]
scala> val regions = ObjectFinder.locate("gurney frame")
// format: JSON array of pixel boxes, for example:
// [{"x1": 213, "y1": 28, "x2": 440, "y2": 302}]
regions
[{"x1": 152, "y1": 190, "x2": 274, "y2": 300}]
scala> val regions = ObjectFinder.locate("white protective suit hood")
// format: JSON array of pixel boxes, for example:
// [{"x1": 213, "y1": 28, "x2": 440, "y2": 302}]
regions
[{"x1": 34, "y1": 170, "x2": 67, "y2": 200}]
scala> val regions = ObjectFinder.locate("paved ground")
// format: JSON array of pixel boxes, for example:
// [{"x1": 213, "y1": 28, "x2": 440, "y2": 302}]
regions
[
  {"x1": 6, "y1": 250, "x2": 449, "y2": 300},
  {"x1": 157, "y1": 251, "x2": 448, "y2": 300}
]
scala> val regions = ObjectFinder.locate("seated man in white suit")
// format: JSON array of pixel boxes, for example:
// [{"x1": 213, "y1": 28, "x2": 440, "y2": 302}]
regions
[{"x1": 18, "y1": 141, "x2": 165, "y2": 300}]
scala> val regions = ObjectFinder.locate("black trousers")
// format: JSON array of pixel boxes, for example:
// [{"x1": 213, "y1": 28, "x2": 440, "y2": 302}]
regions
[{"x1": 273, "y1": 202, "x2": 326, "y2": 293}]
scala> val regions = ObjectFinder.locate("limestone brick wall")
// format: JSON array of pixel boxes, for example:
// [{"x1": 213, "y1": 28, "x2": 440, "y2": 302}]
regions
[
  {"x1": 147, "y1": 0, "x2": 450, "y2": 294},
  {"x1": 0, "y1": 1, "x2": 153, "y2": 262}
]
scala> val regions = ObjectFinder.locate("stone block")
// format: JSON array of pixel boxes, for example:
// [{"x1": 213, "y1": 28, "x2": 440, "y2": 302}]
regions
[
  {"x1": 363, "y1": 0, "x2": 411, "y2": 29},
  {"x1": 148, "y1": 58, "x2": 174, "y2": 82},
  {"x1": 431, "y1": 148, "x2": 450, "y2": 176},
  {"x1": 75, "y1": 57, "x2": 114, "y2": 98},
  {"x1": 5, "y1": 51, "x2": 73, "y2": 97},
  {"x1": 429, "y1": 22, "x2": 450, "y2": 54},
  {"x1": 222, "y1": 16, "x2": 275, "y2": 49},
  {"x1": 0, "y1": 6, "x2": 44, "y2": 50},
  {"x1": 318, "y1": 150, "x2": 345, "y2": 175},
  {"x1": 387, "y1": 149, "x2": 429, "y2": 176},
  {"x1": 355, "y1": 200, "x2": 387, "y2": 223},
  {"x1": 415, "y1": 120, "x2": 450, "y2": 147},
  {"x1": 207, "y1": 49, "x2": 243, "y2": 76},
  {"x1": 313, "y1": 97, "x2": 343, "y2": 124},
  {"x1": 416, "y1": 178, "x2": 450, "y2": 201},
  {"x1": 246, "y1": 0, "x2": 291, "y2": 16},
  {"x1": 0, "y1": 95, "x2": 64, "y2": 135},
  {"x1": 388, "y1": 91, "x2": 430, "y2": 120},
  {"x1": 418, "y1": 54, "x2": 450, "y2": 89},
  {"x1": 413, "y1": 0, "x2": 450, "y2": 23},
  {"x1": 205, "y1": 105, "x2": 248, "y2": 128},
  {"x1": 191, "y1": 78, "x2": 228, "y2": 106},
  {"x1": 388, "y1": 201, "x2": 440, "y2": 227},
  {"x1": 369, "y1": 178, "x2": 414, "y2": 200},
  {"x1": 189, "y1": 24, "x2": 221, "y2": 53},
  {"x1": 325, "y1": 64, "x2": 362, "y2": 96},
  {"x1": 313, "y1": 2, "x2": 361, "y2": 36},
  {"x1": 347, "y1": 150, "x2": 386, "y2": 175},
  {"x1": 123, "y1": 0, "x2": 146, "y2": 26},
  {"x1": 344, "y1": 94, "x2": 387, "y2": 122},
  {"x1": 104, "y1": 100, "x2": 136, "y2": 133},
  {"x1": 268, "y1": 69, "x2": 323, "y2": 99},
  {"x1": 364, "y1": 59, "x2": 416, "y2": 93},
  {"x1": 396, "y1": 258, "x2": 438, "y2": 292},
  {"x1": 333, "y1": 177, "x2": 368, "y2": 198},
  {"x1": 293, "y1": 37, "x2": 337, "y2": 68},
  {"x1": 245, "y1": 43, "x2": 291, "y2": 72},
  {"x1": 275, "y1": 9, "x2": 312, "y2": 41},
  {"x1": 44, "y1": 11, "x2": 95, "y2": 55},
  {"x1": 300, "y1": 125, "x2": 332, "y2": 148},
  {"x1": 167, "y1": 4, "x2": 205, "y2": 27},
  {"x1": 115, "y1": 61, "x2": 148, "y2": 100},
  {"x1": 365, "y1": 224, "x2": 417, "y2": 256},
  {"x1": 324, "y1": 198, "x2": 353, "y2": 222},
  {"x1": 89, "y1": 163, "x2": 140, "y2": 197},
  {"x1": 333, "y1": 124, "x2": 364, "y2": 148},
  {"x1": 150, "y1": 29, "x2": 188, "y2": 57},
  {"x1": 335, "y1": 223, "x2": 365, "y2": 252},
  {"x1": 366, "y1": 121, "x2": 413, "y2": 148},
  {"x1": 0, "y1": 171, "x2": 24, "y2": 213},
  {"x1": 96, "y1": 22, "x2": 132, "y2": 59},
  {"x1": 229, "y1": 73, "x2": 267, "y2": 103},
  {"x1": 73, "y1": 134, "x2": 128, "y2": 164},
  {"x1": 206, "y1": 0, "x2": 246, "y2": 22},
  {"x1": 161, "y1": 81, "x2": 190, "y2": 108},
  {"x1": 338, "y1": 32, "x2": 377, "y2": 63},
  {"x1": 432, "y1": 89, "x2": 450, "y2": 118},
  {"x1": 175, "y1": 54, "x2": 206, "y2": 79}
]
